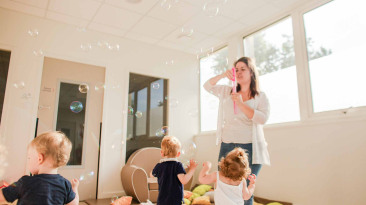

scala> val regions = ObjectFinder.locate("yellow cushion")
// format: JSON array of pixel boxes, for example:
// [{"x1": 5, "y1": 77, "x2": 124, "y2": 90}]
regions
[
  {"x1": 191, "y1": 196, "x2": 211, "y2": 205},
  {"x1": 192, "y1": 184, "x2": 212, "y2": 196},
  {"x1": 189, "y1": 193, "x2": 200, "y2": 201},
  {"x1": 183, "y1": 198, "x2": 191, "y2": 205}
]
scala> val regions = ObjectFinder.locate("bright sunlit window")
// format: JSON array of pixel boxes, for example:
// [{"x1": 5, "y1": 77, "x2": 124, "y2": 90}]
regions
[
  {"x1": 304, "y1": 0, "x2": 366, "y2": 113},
  {"x1": 244, "y1": 17, "x2": 300, "y2": 124},
  {"x1": 200, "y1": 47, "x2": 229, "y2": 132}
]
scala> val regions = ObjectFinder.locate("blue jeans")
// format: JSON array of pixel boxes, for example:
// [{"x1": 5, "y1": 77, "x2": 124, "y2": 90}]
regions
[{"x1": 218, "y1": 142, "x2": 262, "y2": 205}]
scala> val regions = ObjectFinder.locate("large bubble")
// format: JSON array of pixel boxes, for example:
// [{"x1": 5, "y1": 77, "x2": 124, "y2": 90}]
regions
[
  {"x1": 70, "y1": 101, "x2": 83, "y2": 113},
  {"x1": 79, "y1": 83, "x2": 89, "y2": 93},
  {"x1": 155, "y1": 126, "x2": 169, "y2": 137},
  {"x1": 181, "y1": 141, "x2": 197, "y2": 160},
  {"x1": 79, "y1": 171, "x2": 94, "y2": 184}
]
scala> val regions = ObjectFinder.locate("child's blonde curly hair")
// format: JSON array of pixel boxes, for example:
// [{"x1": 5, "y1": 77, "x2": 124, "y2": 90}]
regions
[
  {"x1": 161, "y1": 136, "x2": 181, "y2": 157},
  {"x1": 30, "y1": 131, "x2": 72, "y2": 167},
  {"x1": 219, "y1": 147, "x2": 251, "y2": 181}
]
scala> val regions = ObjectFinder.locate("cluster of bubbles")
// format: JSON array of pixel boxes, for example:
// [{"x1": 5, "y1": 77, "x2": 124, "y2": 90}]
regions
[
  {"x1": 27, "y1": 28, "x2": 39, "y2": 37},
  {"x1": 77, "y1": 82, "x2": 107, "y2": 93},
  {"x1": 127, "y1": 106, "x2": 143, "y2": 119},
  {"x1": 70, "y1": 101, "x2": 83, "y2": 113},
  {"x1": 80, "y1": 41, "x2": 120, "y2": 52},
  {"x1": 155, "y1": 126, "x2": 169, "y2": 137},
  {"x1": 160, "y1": 0, "x2": 179, "y2": 10}
]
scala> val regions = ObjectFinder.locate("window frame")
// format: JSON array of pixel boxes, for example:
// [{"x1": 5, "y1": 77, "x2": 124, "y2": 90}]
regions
[
  {"x1": 129, "y1": 73, "x2": 168, "y2": 139},
  {"x1": 198, "y1": 45, "x2": 229, "y2": 133},
  {"x1": 199, "y1": 0, "x2": 366, "y2": 133}
]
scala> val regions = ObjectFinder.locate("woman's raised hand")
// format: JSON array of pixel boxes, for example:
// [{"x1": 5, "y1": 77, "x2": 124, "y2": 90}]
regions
[{"x1": 223, "y1": 69, "x2": 234, "y2": 80}]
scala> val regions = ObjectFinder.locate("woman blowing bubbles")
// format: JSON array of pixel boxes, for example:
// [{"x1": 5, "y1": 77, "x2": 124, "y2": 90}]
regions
[{"x1": 203, "y1": 57, "x2": 270, "y2": 205}]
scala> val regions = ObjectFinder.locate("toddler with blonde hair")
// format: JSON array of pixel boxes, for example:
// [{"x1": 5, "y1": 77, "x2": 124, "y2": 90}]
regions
[
  {"x1": 152, "y1": 136, "x2": 198, "y2": 205},
  {"x1": 199, "y1": 147, "x2": 256, "y2": 205},
  {"x1": 0, "y1": 131, "x2": 79, "y2": 205}
]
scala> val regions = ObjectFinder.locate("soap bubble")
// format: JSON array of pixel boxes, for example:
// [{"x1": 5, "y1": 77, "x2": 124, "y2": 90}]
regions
[
  {"x1": 27, "y1": 29, "x2": 39, "y2": 37},
  {"x1": 169, "y1": 98, "x2": 179, "y2": 108},
  {"x1": 135, "y1": 111, "x2": 142, "y2": 118},
  {"x1": 108, "y1": 44, "x2": 120, "y2": 51},
  {"x1": 95, "y1": 82, "x2": 106, "y2": 91},
  {"x1": 32, "y1": 49, "x2": 44, "y2": 56},
  {"x1": 180, "y1": 27, "x2": 194, "y2": 37},
  {"x1": 155, "y1": 126, "x2": 169, "y2": 137},
  {"x1": 80, "y1": 43, "x2": 92, "y2": 52},
  {"x1": 202, "y1": 0, "x2": 227, "y2": 17},
  {"x1": 203, "y1": 3, "x2": 219, "y2": 17},
  {"x1": 181, "y1": 141, "x2": 197, "y2": 159},
  {"x1": 161, "y1": 0, "x2": 179, "y2": 10},
  {"x1": 70, "y1": 101, "x2": 83, "y2": 113},
  {"x1": 111, "y1": 195, "x2": 119, "y2": 203},
  {"x1": 79, "y1": 83, "x2": 89, "y2": 93},
  {"x1": 152, "y1": 82, "x2": 160, "y2": 89},
  {"x1": 13, "y1": 81, "x2": 25, "y2": 89},
  {"x1": 165, "y1": 60, "x2": 174, "y2": 65},
  {"x1": 128, "y1": 106, "x2": 134, "y2": 115},
  {"x1": 188, "y1": 109, "x2": 199, "y2": 117},
  {"x1": 79, "y1": 171, "x2": 95, "y2": 184}
]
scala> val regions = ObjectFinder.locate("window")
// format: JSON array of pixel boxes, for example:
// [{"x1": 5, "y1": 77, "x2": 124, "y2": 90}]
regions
[
  {"x1": 304, "y1": 0, "x2": 366, "y2": 113},
  {"x1": 200, "y1": 47, "x2": 229, "y2": 132},
  {"x1": 126, "y1": 73, "x2": 168, "y2": 161},
  {"x1": 56, "y1": 82, "x2": 87, "y2": 165},
  {"x1": 0, "y1": 50, "x2": 10, "y2": 124},
  {"x1": 243, "y1": 17, "x2": 300, "y2": 124}
]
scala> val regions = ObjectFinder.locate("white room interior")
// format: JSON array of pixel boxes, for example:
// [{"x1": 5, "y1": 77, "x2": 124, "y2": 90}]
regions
[{"x1": 0, "y1": 0, "x2": 365, "y2": 204}]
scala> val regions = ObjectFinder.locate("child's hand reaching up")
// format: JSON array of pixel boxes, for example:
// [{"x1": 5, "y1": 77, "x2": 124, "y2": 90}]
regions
[
  {"x1": 248, "y1": 174, "x2": 256, "y2": 186},
  {"x1": 187, "y1": 159, "x2": 198, "y2": 170},
  {"x1": 71, "y1": 178, "x2": 79, "y2": 191},
  {"x1": 202, "y1": 161, "x2": 212, "y2": 172}
]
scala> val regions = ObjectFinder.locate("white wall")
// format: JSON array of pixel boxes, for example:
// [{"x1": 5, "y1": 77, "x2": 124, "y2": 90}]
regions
[
  {"x1": 0, "y1": 8, "x2": 199, "y2": 198},
  {"x1": 194, "y1": 118, "x2": 366, "y2": 205}
]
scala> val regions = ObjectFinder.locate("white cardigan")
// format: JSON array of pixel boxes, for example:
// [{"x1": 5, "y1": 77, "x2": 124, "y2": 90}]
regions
[{"x1": 203, "y1": 80, "x2": 271, "y2": 165}]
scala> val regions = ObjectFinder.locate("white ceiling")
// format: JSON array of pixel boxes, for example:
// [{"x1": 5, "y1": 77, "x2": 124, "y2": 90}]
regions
[{"x1": 0, "y1": 0, "x2": 309, "y2": 55}]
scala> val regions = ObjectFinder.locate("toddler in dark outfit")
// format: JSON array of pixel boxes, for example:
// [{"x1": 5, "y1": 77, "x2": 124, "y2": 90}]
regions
[
  {"x1": 152, "y1": 136, "x2": 197, "y2": 205},
  {"x1": 0, "y1": 131, "x2": 79, "y2": 205}
]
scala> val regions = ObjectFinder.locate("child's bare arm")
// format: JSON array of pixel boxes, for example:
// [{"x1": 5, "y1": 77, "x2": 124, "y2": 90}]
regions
[
  {"x1": 198, "y1": 161, "x2": 217, "y2": 184},
  {"x1": 0, "y1": 189, "x2": 7, "y2": 204},
  {"x1": 149, "y1": 171, "x2": 154, "y2": 178},
  {"x1": 242, "y1": 174, "x2": 256, "y2": 200},
  {"x1": 66, "y1": 179, "x2": 79, "y2": 205},
  {"x1": 177, "y1": 159, "x2": 198, "y2": 185}
]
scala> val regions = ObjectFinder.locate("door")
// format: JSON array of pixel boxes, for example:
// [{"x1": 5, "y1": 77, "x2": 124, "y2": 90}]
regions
[{"x1": 37, "y1": 57, "x2": 105, "y2": 200}]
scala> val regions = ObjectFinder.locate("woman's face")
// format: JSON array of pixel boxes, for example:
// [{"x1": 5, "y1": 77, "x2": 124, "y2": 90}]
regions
[{"x1": 235, "y1": 61, "x2": 251, "y2": 85}]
